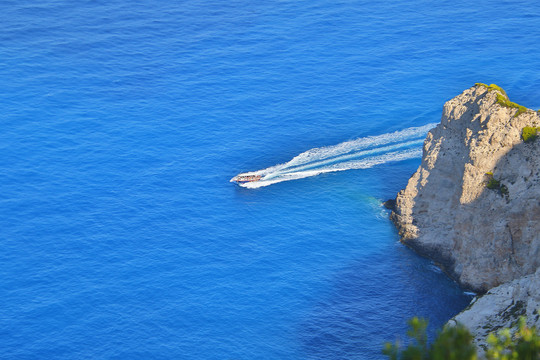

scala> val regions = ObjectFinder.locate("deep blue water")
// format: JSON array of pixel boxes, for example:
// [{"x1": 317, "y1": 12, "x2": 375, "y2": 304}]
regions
[{"x1": 2, "y1": 1, "x2": 540, "y2": 359}]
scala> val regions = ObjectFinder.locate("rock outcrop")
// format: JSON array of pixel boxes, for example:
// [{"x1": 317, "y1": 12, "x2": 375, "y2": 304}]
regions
[
  {"x1": 449, "y1": 267, "x2": 540, "y2": 350},
  {"x1": 391, "y1": 84, "x2": 540, "y2": 293}
]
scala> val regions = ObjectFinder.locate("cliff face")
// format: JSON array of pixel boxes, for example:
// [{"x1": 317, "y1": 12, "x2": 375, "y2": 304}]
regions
[
  {"x1": 391, "y1": 84, "x2": 540, "y2": 293},
  {"x1": 449, "y1": 268, "x2": 540, "y2": 350}
]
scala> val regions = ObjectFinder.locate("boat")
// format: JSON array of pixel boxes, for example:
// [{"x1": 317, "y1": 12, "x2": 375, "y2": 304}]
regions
[{"x1": 231, "y1": 174, "x2": 262, "y2": 183}]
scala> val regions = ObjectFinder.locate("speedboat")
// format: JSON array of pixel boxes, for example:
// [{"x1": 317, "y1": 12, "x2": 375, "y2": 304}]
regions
[{"x1": 230, "y1": 174, "x2": 262, "y2": 183}]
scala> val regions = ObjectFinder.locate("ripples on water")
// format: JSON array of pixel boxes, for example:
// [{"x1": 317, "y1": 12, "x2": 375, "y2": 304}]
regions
[{"x1": 1, "y1": 0, "x2": 539, "y2": 359}]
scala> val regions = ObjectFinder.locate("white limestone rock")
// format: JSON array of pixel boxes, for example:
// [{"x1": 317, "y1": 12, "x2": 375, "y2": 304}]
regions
[
  {"x1": 449, "y1": 268, "x2": 540, "y2": 350},
  {"x1": 391, "y1": 84, "x2": 540, "y2": 292}
]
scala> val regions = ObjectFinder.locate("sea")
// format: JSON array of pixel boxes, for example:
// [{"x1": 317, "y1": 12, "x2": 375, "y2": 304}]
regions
[{"x1": 1, "y1": 1, "x2": 539, "y2": 359}]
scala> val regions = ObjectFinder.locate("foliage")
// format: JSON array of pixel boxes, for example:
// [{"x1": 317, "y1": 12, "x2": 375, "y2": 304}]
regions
[
  {"x1": 430, "y1": 323, "x2": 477, "y2": 360},
  {"x1": 475, "y1": 83, "x2": 508, "y2": 98},
  {"x1": 383, "y1": 318, "x2": 476, "y2": 360},
  {"x1": 383, "y1": 317, "x2": 429, "y2": 360},
  {"x1": 496, "y1": 93, "x2": 528, "y2": 117},
  {"x1": 487, "y1": 178, "x2": 501, "y2": 190},
  {"x1": 475, "y1": 83, "x2": 528, "y2": 117},
  {"x1": 522, "y1": 127, "x2": 539, "y2": 143},
  {"x1": 485, "y1": 172, "x2": 508, "y2": 198},
  {"x1": 384, "y1": 316, "x2": 540, "y2": 360},
  {"x1": 485, "y1": 317, "x2": 540, "y2": 360}
]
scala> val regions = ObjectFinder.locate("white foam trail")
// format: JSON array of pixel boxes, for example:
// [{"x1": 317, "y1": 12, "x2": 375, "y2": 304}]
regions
[
  {"x1": 241, "y1": 148, "x2": 422, "y2": 188},
  {"x1": 279, "y1": 122, "x2": 436, "y2": 170},
  {"x1": 276, "y1": 138, "x2": 423, "y2": 176},
  {"x1": 232, "y1": 123, "x2": 436, "y2": 188}
]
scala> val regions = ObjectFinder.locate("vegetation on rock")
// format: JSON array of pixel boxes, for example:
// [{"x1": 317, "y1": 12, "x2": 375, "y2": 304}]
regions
[
  {"x1": 384, "y1": 316, "x2": 540, "y2": 360},
  {"x1": 522, "y1": 126, "x2": 540, "y2": 143},
  {"x1": 475, "y1": 83, "x2": 529, "y2": 117},
  {"x1": 496, "y1": 94, "x2": 529, "y2": 117},
  {"x1": 487, "y1": 178, "x2": 501, "y2": 190},
  {"x1": 485, "y1": 172, "x2": 508, "y2": 197},
  {"x1": 476, "y1": 83, "x2": 507, "y2": 97}
]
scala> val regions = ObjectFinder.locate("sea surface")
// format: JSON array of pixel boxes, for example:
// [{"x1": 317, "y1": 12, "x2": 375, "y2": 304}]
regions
[{"x1": 2, "y1": 1, "x2": 540, "y2": 359}]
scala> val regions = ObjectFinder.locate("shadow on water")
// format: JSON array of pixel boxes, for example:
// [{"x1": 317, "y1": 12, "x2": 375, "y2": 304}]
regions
[
  {"x1": 398, "y1": 116, "x2": 540, "y2": 291},
  {"x1": 297, "y1": 243, "x2": 473, "y2": 360}
]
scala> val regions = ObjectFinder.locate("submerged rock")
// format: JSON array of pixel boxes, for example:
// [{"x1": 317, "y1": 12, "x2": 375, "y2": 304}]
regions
[{"x1": 382, "y1": 199, "x2": 396, "y2": 211}]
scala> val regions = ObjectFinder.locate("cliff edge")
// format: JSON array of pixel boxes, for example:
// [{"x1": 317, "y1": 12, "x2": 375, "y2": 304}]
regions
[
  {"x1": 450, "y1": 267, "x2": 540, "y2": 351},
  {"x1": 391, "y1": 84, "x2": 540, "y2": 293}
]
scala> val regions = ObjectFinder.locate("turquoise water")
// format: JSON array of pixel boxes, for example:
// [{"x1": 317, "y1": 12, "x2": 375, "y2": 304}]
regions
[{"x1": 2, "y1": 1, "x2": 539, "y2": 359}]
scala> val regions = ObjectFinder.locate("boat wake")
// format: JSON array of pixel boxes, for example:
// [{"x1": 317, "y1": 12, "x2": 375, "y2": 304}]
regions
[{"x1": 231, "y1": 123, "x2": 437, "y2": 188}]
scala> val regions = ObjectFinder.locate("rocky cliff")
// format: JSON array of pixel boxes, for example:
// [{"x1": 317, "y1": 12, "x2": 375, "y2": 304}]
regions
[
  {"x1": 391, "y1": 84, "x2": 540, "y2": 293},
  {"x1": 449, "y1": 267, "x2": 540, "y2": 350},
  {"x1": 390, "y1": 84, "x2": 540, "y2": 348}
]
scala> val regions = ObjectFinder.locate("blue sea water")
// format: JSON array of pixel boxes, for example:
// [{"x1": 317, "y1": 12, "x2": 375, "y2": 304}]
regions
[{"x1": 1, "y1": 1, "x2": 540, "y2": 359}]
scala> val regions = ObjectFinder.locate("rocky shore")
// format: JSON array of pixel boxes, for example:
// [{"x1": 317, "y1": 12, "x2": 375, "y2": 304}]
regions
[{"x1": 390, "y1": 84, "x2": 540, "y2": 345}]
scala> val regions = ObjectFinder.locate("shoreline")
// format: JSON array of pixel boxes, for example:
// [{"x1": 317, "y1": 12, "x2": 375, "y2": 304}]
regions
[{"x1": 388, "y1": 84, "x2": 540, "y2": 344}]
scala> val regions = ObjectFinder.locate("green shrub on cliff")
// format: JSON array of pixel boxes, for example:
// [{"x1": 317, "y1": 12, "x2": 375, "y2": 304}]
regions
[
  {"x1": 485, "y1": 317, "x2": 540, "y2": 360},
  {"x1": 475, "y1": 83, "x2": 508, "y2": 97},
  {"x1": 430, "y1": 324, "x2": 477, "y2": 360},
  {"x1": 495, "y1": 93, "x2": 528, "y2": 117},
  {"x1": 384, "y1": 318, "x2": 477, "y2": 360},
  {"x1": 383, "y1": 317, "x2": 429, "y2": 360},
  {"x1": 485, "y1": 172, "x2": 508, "y2": 198},
  {"x1": 522, "y1": 126, "x2": 539, "y2": 143},
  {"x1": 475, "y1": 83, "x2": 528, "y2": 117},
  {"x1": 487, "y1": 178, "x2": 501, "y2": 190},
  {"x1": 383, "y1": 316, "x2": 540, "y2": 360}
]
